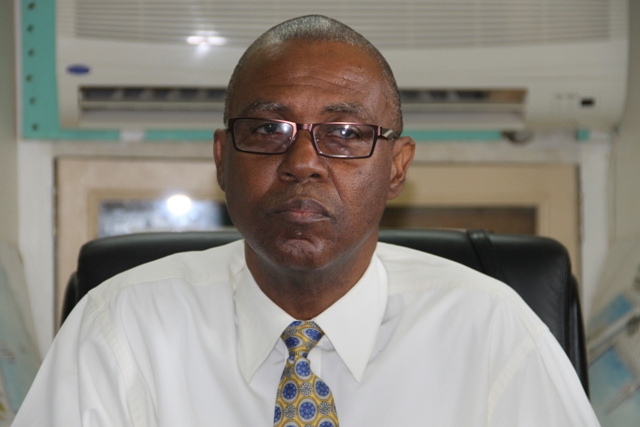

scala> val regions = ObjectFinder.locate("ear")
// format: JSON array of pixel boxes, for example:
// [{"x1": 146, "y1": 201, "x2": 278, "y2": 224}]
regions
[
  {"x1": 387, "y1": 136, "x2": 416, "y2": 200},
  {"x1": 213, "y1": 129, "x2": 227, "y2": 191}
]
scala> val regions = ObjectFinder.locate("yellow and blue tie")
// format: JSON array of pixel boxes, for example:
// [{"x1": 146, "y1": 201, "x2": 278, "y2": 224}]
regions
[{"x1": 274, "y1": 320, "x2": 339, "y2": 427}]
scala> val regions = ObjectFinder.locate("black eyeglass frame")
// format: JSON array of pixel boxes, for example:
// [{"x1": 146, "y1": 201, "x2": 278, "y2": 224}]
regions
[{"x1": 226, "y1": 117, "x2": 401, "y2": 159}]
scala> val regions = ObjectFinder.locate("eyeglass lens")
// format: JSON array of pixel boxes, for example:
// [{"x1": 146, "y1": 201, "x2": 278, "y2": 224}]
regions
[{"x1": 232, "y1": 119, "x2": 376, "y2": 158}]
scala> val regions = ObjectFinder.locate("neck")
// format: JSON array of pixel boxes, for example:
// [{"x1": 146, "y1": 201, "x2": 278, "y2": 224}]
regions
[{"x1": 244, "y1": 239, "x2": 377, "y2": 319}]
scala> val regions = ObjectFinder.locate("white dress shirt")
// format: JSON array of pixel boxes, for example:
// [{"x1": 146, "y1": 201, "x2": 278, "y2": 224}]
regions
[{"x1": 13, "y1": 240, "x2": 600, "y2": 426}]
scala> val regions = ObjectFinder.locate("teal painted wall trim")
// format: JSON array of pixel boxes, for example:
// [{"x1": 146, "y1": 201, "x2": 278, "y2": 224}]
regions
[
  {"x1": 144, "y1": 129, "x2": 504, "y2": 142},
  {"x1": 144, "y1": 130, "x2": 214, "y2": 141},
  {"x1": 576, "y1": 129, "x2": 591, "y2": 142},
  {"x1": 404, "y1": 129, "x2": 503, "y2": 142},
  {"x1": 21, "y1": 0, "x2": 119, "y2": 140}
]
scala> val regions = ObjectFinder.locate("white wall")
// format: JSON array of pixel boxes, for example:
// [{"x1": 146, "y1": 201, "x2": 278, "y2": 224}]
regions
[
  {"x1": 586, "y1": 1, "x2": 640, "y2": 315},
  {"x1": 0, "y1": 0, "x2": 17, "y2": 246},
  {"x1": 613, "y1": 0, "x2": 640, "y2": 240}
]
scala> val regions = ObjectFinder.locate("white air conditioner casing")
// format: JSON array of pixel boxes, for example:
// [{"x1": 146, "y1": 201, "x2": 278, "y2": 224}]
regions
[{"x1": 56, "y1": 0, "x2": 629, "y2": 132}]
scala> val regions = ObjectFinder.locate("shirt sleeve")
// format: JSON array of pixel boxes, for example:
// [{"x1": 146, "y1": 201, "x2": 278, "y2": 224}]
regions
[
  {"x1": 489, "y1": 330, "x2": 601, "y2": 427},
  {"x1": 11, "y1": 296, "x2": 148, "y2": 427}
]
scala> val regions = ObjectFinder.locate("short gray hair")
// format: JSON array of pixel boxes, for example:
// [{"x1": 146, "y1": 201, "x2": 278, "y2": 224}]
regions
[{"x1": 224, "y1": 15, "x2": 403, "y2": 132}]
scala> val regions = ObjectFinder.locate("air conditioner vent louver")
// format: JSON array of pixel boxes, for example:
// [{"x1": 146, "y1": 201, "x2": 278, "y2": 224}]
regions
[
  {"x1": 79, "y1": 87, "x2": 526, "y2": 114},
  {"x1": 80, "y1": 87, "x2": 227, "y2": 112},
  {"x1": 68, "y1": 0, "x2": 620, "y2": 49},
  {"x1": 77, "y1": 86, "x2": 528, "y2": 130},
  {"x1": 400, "y1": 88, "x2": 525, "y2": 107}
]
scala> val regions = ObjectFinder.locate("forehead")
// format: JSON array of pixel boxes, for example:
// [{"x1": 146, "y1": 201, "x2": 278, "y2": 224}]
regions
[{"x1": 228, "y1": 40, "x2": 392, "y2": 126}]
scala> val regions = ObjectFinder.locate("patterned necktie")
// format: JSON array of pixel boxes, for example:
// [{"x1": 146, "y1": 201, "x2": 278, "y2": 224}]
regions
[{"x1": 274, "y1": 320, "x2": 339, "y2": 427}]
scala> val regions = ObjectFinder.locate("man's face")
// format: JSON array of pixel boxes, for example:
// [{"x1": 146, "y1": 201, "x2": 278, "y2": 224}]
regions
[{"x1": 214, "y1": 40, "x2": 414, "y2": 276}]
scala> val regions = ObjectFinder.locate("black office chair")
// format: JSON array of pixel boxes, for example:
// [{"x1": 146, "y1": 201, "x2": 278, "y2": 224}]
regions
[{"x1": 62, "y1": 228, "x2": 589, "y2": 395}]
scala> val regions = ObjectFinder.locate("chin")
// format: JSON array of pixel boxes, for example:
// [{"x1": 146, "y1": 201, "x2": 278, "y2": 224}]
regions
[
  {"x1": 241, "y1": 218, "x2": 379, "y2": 272},
  {"x1": 268, "y1": 236, "x2": 336, "y2": 271}
]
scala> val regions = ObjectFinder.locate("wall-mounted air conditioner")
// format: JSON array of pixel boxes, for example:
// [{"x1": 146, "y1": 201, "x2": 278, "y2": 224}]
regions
[{"x1": 56, "y1": 0, "x2": 629, "y2": 132}]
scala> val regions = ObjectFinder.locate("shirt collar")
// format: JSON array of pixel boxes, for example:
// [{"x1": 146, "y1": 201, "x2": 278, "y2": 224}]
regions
[
  {"x1": 314, "y1": 254, "x2": 388, "y2": 381},
  {"x1": 235, "y1": 250, "x2": 388, "y2": 383}
]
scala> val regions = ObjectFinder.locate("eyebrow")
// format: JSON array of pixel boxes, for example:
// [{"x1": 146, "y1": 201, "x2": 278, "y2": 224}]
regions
[
  {"x1": 239, "y1": 100, "x2": 289, "y2": 116},
  {"x1": 323, "y1": 102, "x2": 375, "y2": 124},
  {"x1": 237, "y1": 100, "x2": 375, "y2": 124}
]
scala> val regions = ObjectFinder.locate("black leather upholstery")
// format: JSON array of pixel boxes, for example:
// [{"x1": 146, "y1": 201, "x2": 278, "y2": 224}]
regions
[{"x1": 62, "y1": 228, "x2": 588, "y2": 395}]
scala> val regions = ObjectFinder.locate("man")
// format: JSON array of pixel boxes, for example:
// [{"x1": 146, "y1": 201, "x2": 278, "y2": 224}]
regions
[{"x1": 14, "y1": 15, "x2": 599, "y2": 426}]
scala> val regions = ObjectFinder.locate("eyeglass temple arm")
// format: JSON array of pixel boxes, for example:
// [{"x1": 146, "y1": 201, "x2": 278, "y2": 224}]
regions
[{"x1": 381, "y1": 128, "x2": 400, "y2": 140}]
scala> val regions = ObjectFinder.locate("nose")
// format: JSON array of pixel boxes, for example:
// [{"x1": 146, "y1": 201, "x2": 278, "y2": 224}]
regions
[{"x1": 277, "y1": 130, "x2": 329, "y2": 183}]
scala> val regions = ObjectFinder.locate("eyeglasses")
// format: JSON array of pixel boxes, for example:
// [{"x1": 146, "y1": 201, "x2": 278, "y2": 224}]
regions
[{"x1": 226, "y1": 118, "x2": 400, "y2": 159}]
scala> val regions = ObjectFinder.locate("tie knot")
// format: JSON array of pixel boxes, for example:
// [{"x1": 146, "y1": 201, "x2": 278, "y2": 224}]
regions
[{"x1": 281, "y1": 320, "x2": 324, "y2": 359}]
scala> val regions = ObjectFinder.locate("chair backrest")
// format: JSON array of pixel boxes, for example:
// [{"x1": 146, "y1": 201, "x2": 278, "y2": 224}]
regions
[{"x1": 62, "y1": 228, "x2": 588, "y2": 395}]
